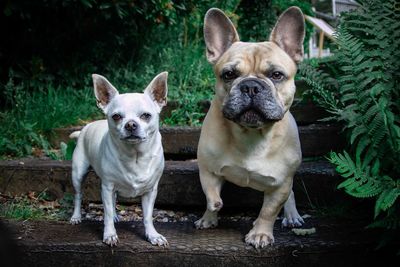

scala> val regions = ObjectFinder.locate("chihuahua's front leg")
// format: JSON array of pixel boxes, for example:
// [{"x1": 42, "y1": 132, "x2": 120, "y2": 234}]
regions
[
  {"x1": 102, "y1": 183, "x2": 118, "y2": 246},
  {"x1": 141, "y1": 185, "x2": 168, "y2": 247}
]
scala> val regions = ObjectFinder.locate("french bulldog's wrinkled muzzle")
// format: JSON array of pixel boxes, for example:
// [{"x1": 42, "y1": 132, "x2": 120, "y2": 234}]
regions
[{"x1": 222, "y1": 78, "x2": 284, "y2": 128}]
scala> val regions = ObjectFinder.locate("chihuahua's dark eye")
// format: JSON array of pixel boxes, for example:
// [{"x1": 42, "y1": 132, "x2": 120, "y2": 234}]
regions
[
  {"x1": 140, "y1": 112, "x2": 152, "y2": 121},
  {"x1": 270, "y1": 71, "x2": 284, "y2": 81},
  {"x1": 222, "y1": 70, "x2": 237, "y2": 81},
  {"x1": 112, "y1": 113, "x2": 122, "y2": 121}
]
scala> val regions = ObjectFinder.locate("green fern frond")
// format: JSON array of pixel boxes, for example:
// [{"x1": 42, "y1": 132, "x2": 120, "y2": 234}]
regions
[
  {"x1": 301, "y1": 0, "x2": 400, "y2": 233},
  {"x1": 369, "y1": 205, "x2": 400, "y2": 230},
  {"x1": 375, "y1": 186, "x2": 400, "y2": 218}
]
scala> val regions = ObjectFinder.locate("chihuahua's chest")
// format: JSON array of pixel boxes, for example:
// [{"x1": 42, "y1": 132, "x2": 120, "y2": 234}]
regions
[{"x1": 100, "y1": 154, "x2": 164, "y2": 198}]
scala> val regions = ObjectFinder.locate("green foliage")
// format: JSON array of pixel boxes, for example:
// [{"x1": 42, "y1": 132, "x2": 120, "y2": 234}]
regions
[
  {"x1": 60, "y1": 140, "x2": 77, "y2": 160},
  {"x1": 299, "y1": 0, "x2": 400, "y2": 235},
  {"x1": 0, "y1": 0, "x2": 314, "y2": 157},
  {"x1": 0, "y1": 191, "x2": 74, "y2": 221},
  {"x1": 0, "y1": 194, "x2": 46, "y2": 220},
  {"x1": 0, "y1": 73, "x2": 100, "y2": 157}
]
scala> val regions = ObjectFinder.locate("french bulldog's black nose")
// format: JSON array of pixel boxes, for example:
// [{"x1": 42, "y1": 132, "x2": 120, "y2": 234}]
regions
[
  {"x1": 240, "y1": 80, "x2": 262, "y2": 98},
  {"x1": 125, "y1": 120, "x2": 137, "y2": 131}
]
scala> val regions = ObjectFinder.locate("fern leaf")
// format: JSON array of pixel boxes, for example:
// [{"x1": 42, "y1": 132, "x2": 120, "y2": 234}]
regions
[{"x1": 375, "y1": 186, "x2": 400, "y2": 218}]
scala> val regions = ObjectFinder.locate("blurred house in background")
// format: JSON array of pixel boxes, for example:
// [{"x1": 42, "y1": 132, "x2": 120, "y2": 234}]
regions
[{"x1": 306, "y1": 0, "x2": 359, "y2": 58}]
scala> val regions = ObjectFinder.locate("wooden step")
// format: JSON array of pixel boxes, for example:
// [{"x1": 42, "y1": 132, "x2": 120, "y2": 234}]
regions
[
  {"x1": 0, "y1": 159, "x2": 345, "y2": 208},
  {"x1": 2, "y1": 217, "x2": 396, "y2": 267},
  {"x1": 50, "y1": 123, "x2": 344, "y2": 158}
]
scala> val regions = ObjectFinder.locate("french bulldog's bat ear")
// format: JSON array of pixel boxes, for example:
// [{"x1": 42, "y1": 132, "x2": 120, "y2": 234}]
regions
[
  {"x1": 269, "y1": 6, "x2": 305, "y2": 64},
  {"x1": 204, "y1": 8, "x2": 239, "y2": 64},
  {"x1": 144, "y1": 72, "x2": 168, "y2": 111},
  {"x1": 92, "y1": 74, "x2": 119, "y2": 111}
]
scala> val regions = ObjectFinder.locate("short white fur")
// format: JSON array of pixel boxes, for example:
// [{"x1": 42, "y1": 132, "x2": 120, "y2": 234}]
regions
[{"x1": 70, "y1": 72, "x2": 169, "y2": 247}]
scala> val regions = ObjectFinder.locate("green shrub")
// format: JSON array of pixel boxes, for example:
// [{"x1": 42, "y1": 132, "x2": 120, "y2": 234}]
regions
[{"x1": 299, "y1": 0, "x2": 400, "y2": 245}]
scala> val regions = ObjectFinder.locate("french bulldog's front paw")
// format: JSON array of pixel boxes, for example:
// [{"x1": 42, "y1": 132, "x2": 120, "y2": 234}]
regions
[
  {"x1": 70, "y1": 216, "x2": 81, "y2": 225},
  {"x1": 282, "y1": 213, "x2": 304, "y2": 228},
  {"x1": 207, "y1": 200, "x2": 223, "y2": 212},
  {"x1": 245, "y1": 230, "x2": 274, "y2": 249},
  {"x1": 147, "y1": 233, "x2": 169, "y2": 247},
  {"x1": 103, "y1": 234, "x2": 119, "y2": 246},
  {"x1": 194, "y1": 214, "x2": 218, "y2": 229}
]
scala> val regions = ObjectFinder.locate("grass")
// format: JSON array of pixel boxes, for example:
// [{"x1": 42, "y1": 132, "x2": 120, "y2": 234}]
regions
[
  {"x1": 0, "y1": 78, "x2": 101, "y2": 158},
  {"x1": 0, "y1": 200, "x2": 46, "y2": 220},
  {"x1": 0, "y1": 191, "x2": 74, "y2": 221}
]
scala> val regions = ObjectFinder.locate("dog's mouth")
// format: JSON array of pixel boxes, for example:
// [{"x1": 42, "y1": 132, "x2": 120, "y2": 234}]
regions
[
  {"x1": 122, "y1": 134, "x2": 146, "y2": 143},
  {"x1": 231, "y1": 108, "x2": 283, "y2": 128},
  {"x1": 239, "y1": 109, "x2": 264, "y2": 123}
]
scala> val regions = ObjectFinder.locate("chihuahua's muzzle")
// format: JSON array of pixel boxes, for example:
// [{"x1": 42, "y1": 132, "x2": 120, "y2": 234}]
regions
[
  {"x1": 122, "y1": 120, "x2": 147, "y2": 142},
  {"x1": 222, "y1": 78, "x2": 284, "y2": 128}
]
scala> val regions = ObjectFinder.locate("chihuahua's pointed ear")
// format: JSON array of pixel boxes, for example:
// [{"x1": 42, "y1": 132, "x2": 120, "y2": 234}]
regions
[
  {"x1": 145, "y1": 72, "x2": 168, "y2": 112},
  {"x1": 92, "y1": 74, "x2": 119, "y2": 112},
  {"x1": 269, "y1": 6, "x2": 305, "y2": 64},
  {"x1": 204, "y1": 8, "x2": 239, "y2": 64}
]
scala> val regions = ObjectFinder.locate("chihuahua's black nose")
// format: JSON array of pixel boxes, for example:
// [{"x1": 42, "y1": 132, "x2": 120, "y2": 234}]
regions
[
  {"x1": 125, "y1": 120, "x2": 137, "y2": 131},
  {"x1": 240, "y1": 80, "x2": 262, "y2": 98}
]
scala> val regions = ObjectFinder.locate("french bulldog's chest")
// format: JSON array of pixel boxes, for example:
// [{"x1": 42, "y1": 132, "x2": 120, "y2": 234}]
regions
[
  {"x1": 214, "y1": 150, "x2": 288, "y2": 191},
  {"x1": 216, "y1": 159, "x2": 286, "y2": 191}
]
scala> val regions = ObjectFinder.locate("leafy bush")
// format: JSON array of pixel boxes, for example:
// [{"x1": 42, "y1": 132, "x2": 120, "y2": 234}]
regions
[{"x1": 299, "y1": 0, "x2": 400, "y2": 242}]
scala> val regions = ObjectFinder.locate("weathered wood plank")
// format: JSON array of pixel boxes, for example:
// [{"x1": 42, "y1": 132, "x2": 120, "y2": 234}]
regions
[
  {"x1": 50, "y1": 124, "x2": 344, "y2": 158},
  {"x1": 0, "y1": 159, "x2": 343, "y2": 208}
]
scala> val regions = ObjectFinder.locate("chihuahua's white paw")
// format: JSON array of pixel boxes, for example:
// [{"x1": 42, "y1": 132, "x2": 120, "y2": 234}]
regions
[
  {"x1": 70, "y1": 216, "x2": 81, "y2": 225},
  {"x1": 113, "y1": 214, "x2": 121, "y2": 223},
  {"x1": 245, "y1": 229, "x2": 274, "y2": 249},
  {"x1": 147, "y1": 233, "x2": 169, "y2": 247},
  {"x1": 282, "y1": 211, "x2": 304, "y2": 228},
  {"x1": 194, "y1": 211, "x2": 218, "y2": 229},
  {"x1": 103, "y1": 233, "x2": 119, "y2": 246}
]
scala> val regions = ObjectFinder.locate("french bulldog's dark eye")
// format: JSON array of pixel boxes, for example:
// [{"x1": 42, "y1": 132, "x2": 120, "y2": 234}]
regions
[
  {"x1": 112, "y1": 113, "x2": 122, "y2": 121},
  {"x1": 270, "y1": 71, "x2": 284, "y2": 81},
  {"x1": 222, "y1": 71, "x2": 237, "y2": 81},
  {"x1": 140, "y1": 113, "x2": 152, "y2": 121}
]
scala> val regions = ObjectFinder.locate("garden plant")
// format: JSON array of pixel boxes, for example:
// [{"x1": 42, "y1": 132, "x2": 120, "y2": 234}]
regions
[{"x1": 299, "y1": 0, "x2": 400, "y2": 247}]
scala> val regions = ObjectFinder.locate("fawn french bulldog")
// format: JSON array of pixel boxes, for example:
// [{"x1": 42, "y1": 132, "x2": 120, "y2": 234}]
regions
[
  {"x1": 70, "y1": 72, "x2": 169, "y2": 247},
  {"x1": 195, "y1": 7, "x2": 305, "y2": 248}
]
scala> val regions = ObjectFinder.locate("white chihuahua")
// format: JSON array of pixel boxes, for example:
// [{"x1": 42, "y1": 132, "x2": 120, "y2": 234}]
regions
[{"x1": 70, "y1": 72, "x2": 169, "y2": 247}]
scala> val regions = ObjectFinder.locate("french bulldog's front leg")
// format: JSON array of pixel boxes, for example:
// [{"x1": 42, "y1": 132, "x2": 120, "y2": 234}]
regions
[
  {"x1": 245, "y1": 184, "x2": 291, "y2": 248},
  {"x1": 141, "y1": 187, "x2": 168, "y2": 247},
  {"x1": 195, "y1": 168, "x2": 224, "y2": 229},
  {"x1": 101, "y1": 183, "x2": 119, "y2": 246},
  {"x1": 282, "y1": 190, "x2": 304, "y2": 227}
]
